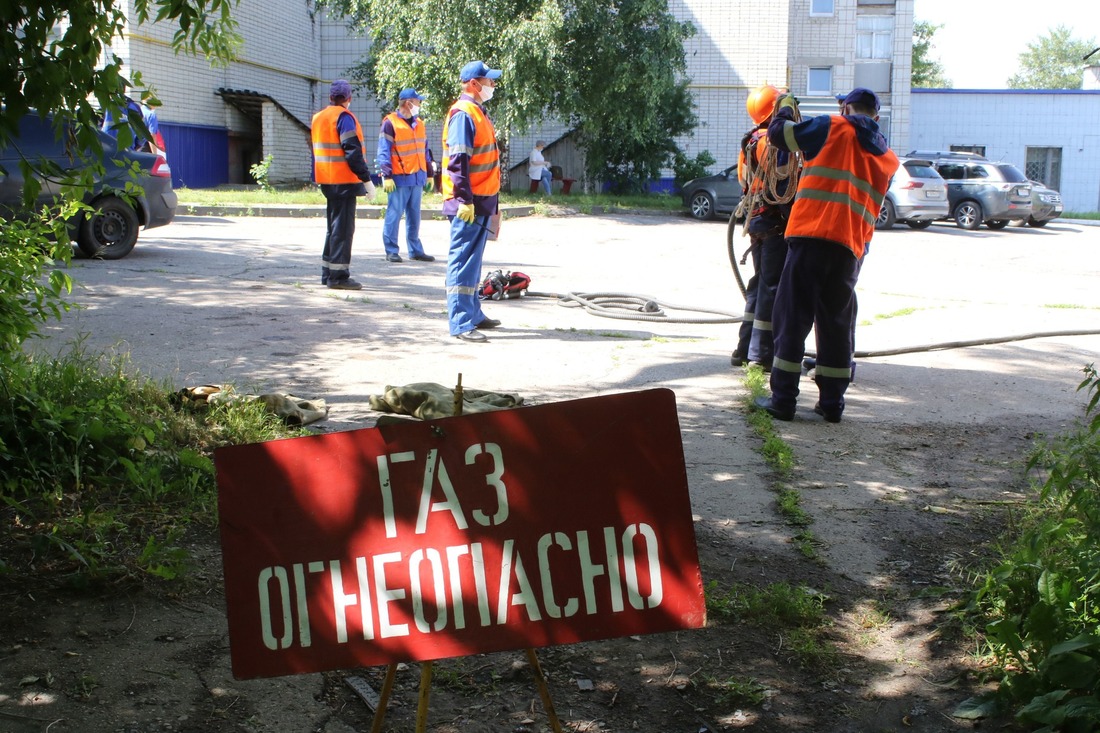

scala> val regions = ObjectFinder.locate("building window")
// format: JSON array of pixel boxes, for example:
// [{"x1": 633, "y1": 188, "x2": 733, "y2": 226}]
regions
[
  {"x1": 810, "y1": 0, "x2": 834, "y2": 16},
  {"x1": 807, "y1": 67, "x2": 833, "y2": 95},
  {"x1": 856, "y1": 15, "x2": 893, "y2": 60},
  {"x1": 1026, "y1": 146, "x2": 1062, "y2": 189}
]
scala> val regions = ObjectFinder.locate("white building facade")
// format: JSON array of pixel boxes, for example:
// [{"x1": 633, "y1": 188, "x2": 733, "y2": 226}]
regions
[
  {"x1": 910, "y1": 89, "x2": 1100, "y2": 213},
  {"x1": 112, "y1": 0, "x2": 914, "y2": 191}
]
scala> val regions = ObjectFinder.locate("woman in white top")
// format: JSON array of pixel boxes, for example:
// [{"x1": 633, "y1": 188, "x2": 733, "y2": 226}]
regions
[{"x1": 528, "y1": 140, "x2": 553, "y2": 195}]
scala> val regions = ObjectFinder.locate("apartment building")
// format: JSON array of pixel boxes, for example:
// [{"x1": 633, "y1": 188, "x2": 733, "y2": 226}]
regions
[{"x1": 110, "y1": 0, "x2": 912, "y2": 191}]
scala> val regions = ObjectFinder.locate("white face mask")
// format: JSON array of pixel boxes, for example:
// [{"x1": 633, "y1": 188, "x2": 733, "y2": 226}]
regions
[
  {"x1": 408, "y1": 104, "x2": 420, "y2": 117},
  {"x1": 479, "y1": 84, "x2": 495, "y2": 102}
]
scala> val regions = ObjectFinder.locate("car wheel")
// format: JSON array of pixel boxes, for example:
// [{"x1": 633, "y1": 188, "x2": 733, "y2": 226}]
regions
[
  {"x1": 78, "y1": 195, "x2": 140, "y2": 259},
  {"x1": 875, "y1": 199, "x2": 896, "y2": 230},
  {"x1": 986, "y1": 219, "x2": 1010, "y2": 230},
  {"x1": 1026, "y1": 217, "x2": 1048, "y2": 228},
  {"x1": 906, "y1": 220, "x2": 933, "y2": 230},
  {"x1": 953, "y1": 201, "x2": 982, "y2": 230},
  {"x1": 689, "y1": 191, "x2": 715, "y2": 221}
]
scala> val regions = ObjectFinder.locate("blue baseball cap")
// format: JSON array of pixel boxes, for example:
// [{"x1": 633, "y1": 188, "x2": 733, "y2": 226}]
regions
[
  {"x1": 841, "y1": 87, "x2": 880, "y2": 111},
  {"x1": 460, "y1": 60, "x2": 502, "y2": 83},
  {"x1": 330, "y1": 79, "x2": 352, "y2": 100},
  {"x1": 398, "y1": 88, "x2": 424, "y2": 101}
]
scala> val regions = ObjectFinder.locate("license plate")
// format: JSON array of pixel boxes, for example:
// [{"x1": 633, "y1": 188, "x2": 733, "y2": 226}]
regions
[
  {"x1": 926, "y1": 190, "x2": 943, "y2": 199},
  {"x1": 1055, "y1": 205, "x2": 1063, "y2": 213}
]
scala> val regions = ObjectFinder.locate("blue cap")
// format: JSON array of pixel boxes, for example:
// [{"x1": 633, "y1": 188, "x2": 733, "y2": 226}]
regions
[
  {"x1": 460, "y1": 60, "x2": 502, "y2": 83},
  {"x1": 330, "y1": 79, "x2": 352, "y2": 100},
  {"x1": 834, "y1": 93, "x2": 847, "y2": 102},
  {"x1": 841, "y1": 87, "x2": 880, "y2": 111},
  {"x1": 399, "y1": 88, "x2": 424, "y2": 102}
]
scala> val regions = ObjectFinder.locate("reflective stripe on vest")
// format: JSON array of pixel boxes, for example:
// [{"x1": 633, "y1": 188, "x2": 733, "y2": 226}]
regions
[
  {"x1": 384, "y1": 113, "x2": 427, "y2": 175},
  {"x1": 311, "y1": 106, "x2": 364, "y2": 185},
  {"x1": 442, "y1": 99, "x2": 500, "y2": 199},
  {"x1": 784, "y1": 116, "x2": 898, "y2": 259}
]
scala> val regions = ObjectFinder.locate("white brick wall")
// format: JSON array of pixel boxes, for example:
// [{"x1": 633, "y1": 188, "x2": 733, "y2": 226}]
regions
[
  {"x1": 911, "y1": 90, "x2": 1100, "y2": 213},
  {"x1": 110, "y1": 0, "x2": 916, "y2": 187}
]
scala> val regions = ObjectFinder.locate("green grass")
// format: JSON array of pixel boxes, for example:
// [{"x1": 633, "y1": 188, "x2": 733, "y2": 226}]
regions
[
  {"x1": 0, "y1": 346, "x2": 306, "y2": 585},
  {"x1": 1064, "y1": 211, "x2": 1100, "y2": 220},
  {"x1": 175, "y1": 184, "x2": 683, "y2": 213}
]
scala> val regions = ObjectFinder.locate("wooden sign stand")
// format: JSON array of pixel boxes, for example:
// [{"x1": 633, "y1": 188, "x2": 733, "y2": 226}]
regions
[
  {"x1": 367, "y1": 375, "x2": 564, "y2": 733},
  {"x1": 369, "y1": 650, "x2": 563, "y2": 733}
]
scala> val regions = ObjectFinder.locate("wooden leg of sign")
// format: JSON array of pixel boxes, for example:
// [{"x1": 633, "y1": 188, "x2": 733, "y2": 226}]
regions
[
  {"x1": 368, "y1": 663, "x2": 398, "y2": 733},
  {"x1": 415, "y1": 661, "x2": 434, "y2": 733},
  {"x1": 525, "y1": 648, "x2": 565, "y2": 733}
]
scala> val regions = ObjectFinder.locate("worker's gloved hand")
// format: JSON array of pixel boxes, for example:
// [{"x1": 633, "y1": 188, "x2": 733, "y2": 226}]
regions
[
  {"x1": 424, "y1": 178, "x2": 435, "y2": 193},
  {"x1": 382, "y1": 178, "x2": 396, "y2": 193},
  {"x1": 456, "y1": 203, "x2": 476, "y2": 223},
  {"x1": 776, "y1": 94, "x2": 799, "y2": 112},
  {"x1": 363, "y1": 180, "x2": 376, "y2": 198}
]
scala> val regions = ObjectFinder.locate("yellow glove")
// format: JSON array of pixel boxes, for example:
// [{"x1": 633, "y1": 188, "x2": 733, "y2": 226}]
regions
[
  {"x1": 424, "y1": 178, "x2": 435, "y2": 193},
  {"x1": 776, "y1": 94, "x2": 799, "y2": 114},
  {"x1": 382, "y1": 178, "x2": 396, "y2": 193},
  {"x1": 456, "y1": 203, "x2": 476, "y2": 223}
]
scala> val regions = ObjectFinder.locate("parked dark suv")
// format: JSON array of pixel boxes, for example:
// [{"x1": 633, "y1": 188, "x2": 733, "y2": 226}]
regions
[
  {"x1": 0, "y1": 112, "x2": 177, "y2": 259},
  {"x1": 905, "y1": 151, "x2": 1032, "y2": 231}
]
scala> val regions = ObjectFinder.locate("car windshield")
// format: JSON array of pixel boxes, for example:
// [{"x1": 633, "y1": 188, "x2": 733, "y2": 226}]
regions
[
  {"x1": 904, "y1": 162, "x2": 940, "y2": 179},
  {"x1": 995, "y1": 164, "x2": 1027, "y2": 183}
]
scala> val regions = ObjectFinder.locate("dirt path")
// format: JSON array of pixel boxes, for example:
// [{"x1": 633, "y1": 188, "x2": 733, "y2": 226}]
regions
[{"x1": 2, "y1": 213, "x2": 1098, "y2": 732}]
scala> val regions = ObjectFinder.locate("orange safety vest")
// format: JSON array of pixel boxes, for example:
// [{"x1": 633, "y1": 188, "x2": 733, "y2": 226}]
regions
[
  {"x1": 384, "y1": 113, "x2": 427, "y2": 176},
  {"x1": 738, "y1": 129, "x2": 770, "y2": 194},
  {"x1": 442, "y1": 99, "x2": 500, "y2": 199},
  {"x1": 311, "y1": 105, "x2": 365, "y2": 185},
  {"x1": 785, "y1": 116, "x2": 899, "y2": 260}
]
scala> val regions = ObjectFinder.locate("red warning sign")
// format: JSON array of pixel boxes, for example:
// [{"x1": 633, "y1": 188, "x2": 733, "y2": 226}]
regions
[{"x1": 216, "y1": 388, "x2": 705, "y2": 680}]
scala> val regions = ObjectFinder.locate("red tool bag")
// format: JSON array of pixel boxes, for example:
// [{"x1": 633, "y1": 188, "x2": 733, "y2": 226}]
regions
[{"x1": 478, "y1": 269, "x2": 531, "y2": 300}]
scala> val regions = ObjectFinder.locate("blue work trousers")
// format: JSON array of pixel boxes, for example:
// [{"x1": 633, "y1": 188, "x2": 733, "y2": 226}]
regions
[
  {"x1": 321, "y1": 192, "x2": 357, "y2": 285},
  {"x1": 382, "y1": 184, "x2": 426, "y2": 257},
  {"x1": 734, "y1": 243, "x2": 761, "y2": 358},
  {"x1": 748, "y1": 229, "x2": 789, "y2": 364},
  {"x1": 446, "y1": 215, "x2": 491, "y2": 336},
  {"x1": 769, "y1": 238, "x2": 860, "y2": 416}
]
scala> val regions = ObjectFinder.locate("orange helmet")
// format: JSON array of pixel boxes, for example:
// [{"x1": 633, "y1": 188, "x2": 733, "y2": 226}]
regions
[{"x1": 746, "y1": 85, "x2": 780, "y2": 125}]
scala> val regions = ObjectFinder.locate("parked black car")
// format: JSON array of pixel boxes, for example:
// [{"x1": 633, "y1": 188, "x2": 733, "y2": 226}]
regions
[
  {"x1": 681, "y1": 164, "x2": 743, "y2": 221},
  {"x1": 0, "y1": 112, "x2": 177, "y2": 259},
  {"x1": 904, "y1": 151, "x2": 1032, "y2": 231}
]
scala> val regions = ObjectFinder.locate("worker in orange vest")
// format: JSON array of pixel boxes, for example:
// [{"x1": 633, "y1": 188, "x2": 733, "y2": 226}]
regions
[
  {"x1": 311, "y1": 79, "x2": 376, "y2": 290},
  {"x1": 754, "y1": 88, "x2": 899, "y2": 423},
  {"x1": 377, "y1": 87, "x2": 435, "y2": 263},
  {"x1": 441, "y1": 60, "x2": 503, "y2": 343},
  {"x1": 732, "y1": 84, "x2": 794, "y2": 372}
]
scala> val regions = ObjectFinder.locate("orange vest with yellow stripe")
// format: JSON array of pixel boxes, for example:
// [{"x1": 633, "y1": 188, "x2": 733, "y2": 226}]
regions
[
  {"x1": 785, "y1": 116, "x2": 898, "y2": 259},
  {"x1": 442, "y1": 99, "x2": 500, "y2": 199},
  {"x1": 384, "y1": 113, "x2": 427, "y2": 175},
  {"x1": 311, "y1": 105, "x2": 365, "y2": 185}
]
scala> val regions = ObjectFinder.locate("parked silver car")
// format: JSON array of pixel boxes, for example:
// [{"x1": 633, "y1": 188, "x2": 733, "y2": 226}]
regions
[
  {"x1": 905, "y1": 151, "x2": 1032, "y2": 231},
  {"x1": 1019, "y1": 180, "x2": 1062, "y2": 227},
  {"x1": 876, "y1": 157, "x2": 949, "y2": 230}
]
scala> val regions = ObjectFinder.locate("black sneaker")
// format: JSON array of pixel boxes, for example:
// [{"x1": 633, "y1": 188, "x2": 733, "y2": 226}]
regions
[
  {"x1": 386, "y1": 253, "x2": 402, "y2": 263},
  {"x1": 328, "y1": 279, "x2": 363, "y2": 290},
  {"x1": 411, "y1": 253, "x2": 435, "y2": 262},
  {"x1": 753, "y1": 396, "x2": 794, "y2": 421}
]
